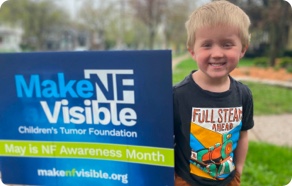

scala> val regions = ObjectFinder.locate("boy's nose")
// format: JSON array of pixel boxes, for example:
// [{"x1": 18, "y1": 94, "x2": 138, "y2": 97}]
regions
[{"x1": 210, "y1": 46, "x2": 224, "y2": 58}]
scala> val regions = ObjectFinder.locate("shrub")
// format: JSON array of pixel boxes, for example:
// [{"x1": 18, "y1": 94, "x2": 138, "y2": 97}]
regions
[
  {"x1": 253, "y1": 57, "x2": 269, "y2": 67},
  {"x1": 277, "y1": 57, "x2": 292, "y2": 73},
  {"x1": 283, "y1": 50, "x2": 292, "y2": 57}
]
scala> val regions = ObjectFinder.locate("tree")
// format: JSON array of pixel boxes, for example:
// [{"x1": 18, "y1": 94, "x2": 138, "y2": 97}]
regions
[
  {"x1": 263, "y1": 0, "x2": 291, "y2": 66},
  {"x1": 0, "y1": 0, "x2": 70, "y2": 51},
  {"x1": 163, "y1": 0, "x2": 195, "y2": 54},
  {"x1": 104, "y1": 2, "x2": 149, "y2": 50},
  {"x1": 228, "y1": 0, "x2": 292, "y2": 66},
  {"x1": 129, "y1": 0, "x2": 167, "y2": 49},
  {"x1": 78, "y1": 0, "x2": 115, "y2": 50}
]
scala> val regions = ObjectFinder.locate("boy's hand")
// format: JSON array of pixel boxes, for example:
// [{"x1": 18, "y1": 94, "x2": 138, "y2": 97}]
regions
[{"x1": 234, "y1": 131, "x2": 249, "y2": 175}]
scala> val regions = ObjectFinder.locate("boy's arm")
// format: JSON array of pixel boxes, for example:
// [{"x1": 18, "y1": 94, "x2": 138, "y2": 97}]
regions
[{"x1": 234, "y1": 130, "x2": 249, "y2": 175}]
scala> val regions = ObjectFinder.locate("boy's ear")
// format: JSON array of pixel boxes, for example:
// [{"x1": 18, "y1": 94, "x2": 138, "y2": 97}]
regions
[
  {"x1": 240, "y1": 45, "x2": 248, "y2": 58},
  {"x1": 188, "y1": 48, "x2": 195, "y2": 57}
]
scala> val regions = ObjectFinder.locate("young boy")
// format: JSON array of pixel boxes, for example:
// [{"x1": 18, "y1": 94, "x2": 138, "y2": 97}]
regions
[{"x1": 173, "y1": 1, "x2": 254, "y2": 186}]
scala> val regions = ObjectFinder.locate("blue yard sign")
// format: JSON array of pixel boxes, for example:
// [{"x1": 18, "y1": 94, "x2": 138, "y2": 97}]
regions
[{"x1": 0, "y1": 50, "x2": 174, "y2": 186}]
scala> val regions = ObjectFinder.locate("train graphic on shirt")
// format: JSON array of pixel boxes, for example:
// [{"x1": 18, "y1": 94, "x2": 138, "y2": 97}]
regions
[{"x1": 189, "y1": 107, "x2": 242, "y2": 180}]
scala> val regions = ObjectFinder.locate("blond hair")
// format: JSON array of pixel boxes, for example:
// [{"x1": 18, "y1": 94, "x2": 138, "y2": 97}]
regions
[{"x1": 185, "y1": 0, "x2": 251, "y2": 50}]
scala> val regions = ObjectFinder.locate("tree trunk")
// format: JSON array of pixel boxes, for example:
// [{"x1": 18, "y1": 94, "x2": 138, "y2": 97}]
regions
[{"x1": 268, "y1": 0, "x2": 289, "y2": 66}]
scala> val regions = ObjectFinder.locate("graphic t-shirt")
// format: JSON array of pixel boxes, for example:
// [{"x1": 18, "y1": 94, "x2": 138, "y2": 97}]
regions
[{"x1": 173, "y1": 72, "x2": 254, "y2": 186}]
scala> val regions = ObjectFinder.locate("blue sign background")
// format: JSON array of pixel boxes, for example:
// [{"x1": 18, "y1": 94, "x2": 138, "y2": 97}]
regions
[{"x1": 0, "y1": 50, "x2": 173, "y2": 186}]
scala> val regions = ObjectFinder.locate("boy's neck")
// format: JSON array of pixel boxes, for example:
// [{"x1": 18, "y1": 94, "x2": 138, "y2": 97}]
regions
[{"x1": 192, "y1": 71, "x2": 230, "y2": 93}]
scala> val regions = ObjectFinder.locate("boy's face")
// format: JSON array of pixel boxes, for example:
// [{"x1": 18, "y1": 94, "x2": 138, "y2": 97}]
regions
[{"x1": 189, "y1": 25, "x2": 247, "y2": 80}]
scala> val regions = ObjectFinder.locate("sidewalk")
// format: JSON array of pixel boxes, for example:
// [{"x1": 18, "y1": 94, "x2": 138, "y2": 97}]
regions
[
  {"x1": 172, "y1": 54, "x2": 292, "y2": 147},
  {"x1": 249, "y1": 114, "x2": 292, "y2": 147}
]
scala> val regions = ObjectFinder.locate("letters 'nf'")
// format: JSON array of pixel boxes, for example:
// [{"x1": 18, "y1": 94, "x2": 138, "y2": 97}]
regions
[{"x1": 0, "y1": 0, "x2": 8, "y2": 8}]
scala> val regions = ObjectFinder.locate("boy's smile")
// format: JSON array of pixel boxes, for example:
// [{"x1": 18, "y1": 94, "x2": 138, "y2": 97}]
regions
[{"x1": 189, "y1": 25, "x2": 247, "y2": 85}]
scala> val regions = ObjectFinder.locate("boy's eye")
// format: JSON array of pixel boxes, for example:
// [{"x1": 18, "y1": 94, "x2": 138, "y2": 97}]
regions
[
  {"x1": 202, "y1": 43, "x2": 212, "y2": 48},
  {"x1": 223, "y1": 42, "x2": 233, "y2": 48}
]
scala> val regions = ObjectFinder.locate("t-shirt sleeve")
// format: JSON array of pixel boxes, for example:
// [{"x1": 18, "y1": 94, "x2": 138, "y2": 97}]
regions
[{"x1": 241, "y1": 85, "x2": 254, "y2": 131}]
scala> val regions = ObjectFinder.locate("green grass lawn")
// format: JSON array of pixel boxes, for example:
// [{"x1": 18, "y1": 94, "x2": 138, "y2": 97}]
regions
[
  {"x1": 173, "y1": 56, "x2": 292, "y2": 186},
  {"x1": 243, "y1": 82, "x2": 292, "y2": 115},
  {"x1": 242, "y1": 142, "x2": 292, "y2": 186},
  {"x1": 237, "y1": 58, "x2": 255, "y2": 67},
  {"x1": 172, "y1": 58, "x2": 197, "y2": 83}
]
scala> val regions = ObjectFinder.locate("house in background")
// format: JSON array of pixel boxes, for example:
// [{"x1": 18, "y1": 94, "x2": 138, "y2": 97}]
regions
[
  {"x1": 0, "y1": 25, "x2": 90, "y2": 52},
  {"x1": 44, "y1": 27, "x2": 90, "y2": 51},
  {"x1": 0, "y1": 25, "x2": 23, "y2": 52}
]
